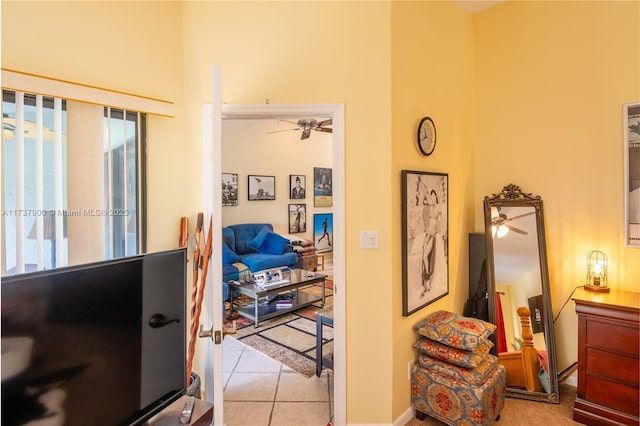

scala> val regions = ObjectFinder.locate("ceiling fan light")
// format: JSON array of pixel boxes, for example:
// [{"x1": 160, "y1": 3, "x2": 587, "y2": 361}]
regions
[{"x1": 496, "y1": 225, "x2": 509, "y2": 238}]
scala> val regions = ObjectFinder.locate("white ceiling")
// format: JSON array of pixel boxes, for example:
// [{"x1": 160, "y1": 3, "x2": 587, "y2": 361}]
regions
[
  {"x1": 452, "y1": 0, "x2": 505, "y2": 14},
  {"x1": 492, "y1": 205, "x2": 540, "y2": 284}
]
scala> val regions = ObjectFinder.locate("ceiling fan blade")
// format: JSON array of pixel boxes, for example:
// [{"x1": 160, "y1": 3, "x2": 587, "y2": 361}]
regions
[
  {"x1": 316, "y1": 118, "x2": 332, "y2": 127},
  {"x1": 506, "y1": 225, "x2": 528, "y2": 235},
  {"x1": 267, "y1": 128, "x2": 300, "y2": 134},
  {"x1": 315, "y1": 127, "x2": 333, "y2": 133},
  {"x1": 505, "y1": 211, "x2": 535, "y2": 222},
  {"x1": 301, "y1": 129, "x2": 311, "y2": 140}
]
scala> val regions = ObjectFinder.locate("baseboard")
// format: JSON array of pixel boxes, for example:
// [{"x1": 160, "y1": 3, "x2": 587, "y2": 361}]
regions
[
  {"x1": 558, "y1": 362, "x2": 578, "y2": 387},
  {"x1": 393, "y1": 406, "x2": 415, "y2": 426}
]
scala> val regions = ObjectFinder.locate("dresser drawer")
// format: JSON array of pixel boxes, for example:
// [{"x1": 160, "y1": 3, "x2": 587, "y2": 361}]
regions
[
  {"x1": 586, "y1": 319, "x2": 639, "y2": 356},
  {"x1": 585, "y1": 374, "x2": 640, "y2": 416},
  {"x1": 586, "y1": 347, "x2": 639, "y2": 386}
]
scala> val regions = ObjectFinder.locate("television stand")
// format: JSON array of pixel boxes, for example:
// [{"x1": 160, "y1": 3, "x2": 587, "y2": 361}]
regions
[{"x1": 145, "y1": 395, "x2": 213, "y2": 426}]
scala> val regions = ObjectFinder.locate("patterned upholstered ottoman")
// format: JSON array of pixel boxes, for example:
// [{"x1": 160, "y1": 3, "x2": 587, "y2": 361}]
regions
[{"x1": 411, "y1": 363, "x2": 506, "y2": 426}]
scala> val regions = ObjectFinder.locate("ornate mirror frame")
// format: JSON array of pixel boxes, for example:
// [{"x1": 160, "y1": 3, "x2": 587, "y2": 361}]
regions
[{"x1": 483, "y1": 184, "x2": 559, "y2": 403}]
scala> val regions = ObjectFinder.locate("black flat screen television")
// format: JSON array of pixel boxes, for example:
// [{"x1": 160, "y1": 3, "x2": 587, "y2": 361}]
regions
[{"x1": 1, "y1": 248, "x2": 187, "y2": 426}]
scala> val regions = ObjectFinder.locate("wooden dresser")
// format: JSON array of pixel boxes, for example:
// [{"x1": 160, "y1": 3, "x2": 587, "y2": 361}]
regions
[{"x1": 572, "y1": 289, "x2": 640, "y2": 426}]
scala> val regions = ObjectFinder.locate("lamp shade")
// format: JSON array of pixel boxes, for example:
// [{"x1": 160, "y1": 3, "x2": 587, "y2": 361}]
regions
[{"x1": 585, "y1": 250, "x2": 609, "y2": 292}]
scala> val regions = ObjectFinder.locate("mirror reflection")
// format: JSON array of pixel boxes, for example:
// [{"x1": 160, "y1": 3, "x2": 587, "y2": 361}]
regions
[{"x1": 484, "y1": 184, "x2": 559, "y2": 403}]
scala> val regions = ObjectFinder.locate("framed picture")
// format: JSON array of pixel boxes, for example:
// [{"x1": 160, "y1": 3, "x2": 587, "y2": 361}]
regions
[
  {"x1": 313, "y1": 167, "x2": 332, "y2": 207},
  {"x1": 290, "y1": 174, "x2": 306, "y2": 199},
  {"x1": 222, "y1": 173, "x2": 238, "y2": 206},
  {"x1": 288, "y1": 204, "x2": 307, "y2": 233},
  {"x1": 528, "y1": 295, "x2": 545, "y2": 334},
  {"x1": 624, "y1": 102, "x2": 640, "y2": 247},
  {"x1": 401, "y1": 170, "x2": 449, "y2": 316},
  {"x1": 248, "y1": 175, "x2": 275, "y2": 200},
  {"x1": 313, "y1": 213, "x2": 333, "y2": 253}
]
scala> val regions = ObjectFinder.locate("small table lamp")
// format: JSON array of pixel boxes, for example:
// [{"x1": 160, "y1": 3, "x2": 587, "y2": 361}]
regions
[{"x1": 585, "y1": 250, "x2": 609, "y2": 292}]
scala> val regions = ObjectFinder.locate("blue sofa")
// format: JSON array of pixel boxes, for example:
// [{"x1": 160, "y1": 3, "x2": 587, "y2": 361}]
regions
[
  {"x1": 222, "y1": 223, "x2": 297, "y2": 279},
  {"x1": 221, "y1": 223, "x2": 298, "y2": 316}
]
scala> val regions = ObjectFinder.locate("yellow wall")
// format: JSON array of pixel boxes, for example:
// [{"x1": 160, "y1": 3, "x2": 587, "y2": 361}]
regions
[
  {"x1": 3, "y1": 0, "x2": 640, "y2": 424},
  {"x1": 179, "y1": 2, "x2": 394, "y2": 421},
  {"x1": 220, "y1": 119, "x2": 332, "y2": 240},
  {"x1": 473, "y1": 0, "x2": 640, "y2": 373},
  {"x1": 390, "y1": 1, "x2": 475, "y2": 419},
  {"x1": 1, "y1": 0, "x2": 187, "y2": 254}
]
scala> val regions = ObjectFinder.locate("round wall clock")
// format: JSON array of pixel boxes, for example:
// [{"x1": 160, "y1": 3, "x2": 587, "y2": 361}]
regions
[{"x1": 417, "y1": 116, "x2": 436, "y2": 156}]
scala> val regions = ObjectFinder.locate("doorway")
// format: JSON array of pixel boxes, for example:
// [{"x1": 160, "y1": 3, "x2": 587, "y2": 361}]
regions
[{"x1": 203, "y1": 102, "x2": 345, "y2": 425}]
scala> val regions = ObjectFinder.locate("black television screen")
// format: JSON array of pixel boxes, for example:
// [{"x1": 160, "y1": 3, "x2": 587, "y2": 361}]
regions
[{"x1": 1, "y1": 248, "x2": 187, "y2": 426}]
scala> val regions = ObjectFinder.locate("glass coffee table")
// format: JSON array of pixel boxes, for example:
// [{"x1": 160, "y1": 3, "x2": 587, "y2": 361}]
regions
[{"x1": 227, "y1": 268, "x2": 326, "y2": 327}]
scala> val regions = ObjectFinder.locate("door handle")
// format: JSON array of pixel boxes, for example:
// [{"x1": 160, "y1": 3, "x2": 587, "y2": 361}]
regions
[{"x1": 148, "y1": 313, "x2": 180, "y2": 328}]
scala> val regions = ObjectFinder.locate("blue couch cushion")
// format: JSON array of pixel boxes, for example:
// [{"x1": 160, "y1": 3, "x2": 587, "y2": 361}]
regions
[
  {"x1": 229, "y1": 223, "x2": 273, "y2": 255},
  {"x1": 222, "y1": 242, "x2": 240, "y2": 265},
  {"x1": 252, "y1": 231, "x2": 289, "y2": 255},
  {"x1": 222, "y1": 227, "x2": 236, "y2": 250},
  {"x1": 248, "y1": 225, "x2": 272, "y2": 252},
  {"x1": 239, "y1": 252, "x2": 298, "y2": 273}
]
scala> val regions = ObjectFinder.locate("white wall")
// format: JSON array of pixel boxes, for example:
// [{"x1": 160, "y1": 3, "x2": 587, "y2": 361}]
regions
[{"x1": 221, "y1": 119, "x2": 332, "y2": 242}]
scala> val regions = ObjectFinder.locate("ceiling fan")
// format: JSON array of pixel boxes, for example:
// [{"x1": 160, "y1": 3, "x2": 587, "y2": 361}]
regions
[
  {"x1": 268, "y1": 118, "x2": 333, "y2": 140},
  {"x1": 490, "y1": 207, "x2": 534, "y2": 238}
]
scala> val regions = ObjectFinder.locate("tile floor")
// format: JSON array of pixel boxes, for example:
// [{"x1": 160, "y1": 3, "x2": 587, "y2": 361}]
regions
[
  {"x1": 222, "y1": 335, "x2": 334, "y2": 426},
  {"x1": 221, "y1": 258, "x2": 335, "y2": 425}
]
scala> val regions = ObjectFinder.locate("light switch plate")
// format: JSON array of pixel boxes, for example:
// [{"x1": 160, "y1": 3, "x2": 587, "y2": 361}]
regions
[{"x1": 360, "y1": 230, "x2": 379, "y2": 249}]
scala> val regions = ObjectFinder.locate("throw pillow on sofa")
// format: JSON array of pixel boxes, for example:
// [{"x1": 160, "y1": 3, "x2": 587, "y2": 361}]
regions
[
  {"x1": 249, "y1": 228, "x2": 289, "y2": 255},
  {"x1": 248, "y1": 225, "x2": 271, "y2": 252},
  {"x1": 222, "y1": 242, "x2": 240, "y2": 265}
]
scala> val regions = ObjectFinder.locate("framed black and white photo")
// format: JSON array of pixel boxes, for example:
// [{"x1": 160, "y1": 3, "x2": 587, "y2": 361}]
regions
[
  {"x1": 401, "y1": 170, "x2": 449, "y2": 316},
  {"x1": 288, "y1": 204, "x2": 306, "y2": 233},
  {"x1": 314, "y1": 213, "x2": 333, "y2": 253},
  {"x1": 290, "y1": 174, "x2": 306, "y2": 199},
  {"x1": 624, "y1": 102, "x2": 640, "y2": 247},
  {"x1": 222, "y1": 173, "x2": 238, "y2": 206},
  {"x1": 248, "y1": 175, "x2": 275, "y2": 200},
  {"x1": 313, "y1": 167, "x2": 332, "y2": 207}
]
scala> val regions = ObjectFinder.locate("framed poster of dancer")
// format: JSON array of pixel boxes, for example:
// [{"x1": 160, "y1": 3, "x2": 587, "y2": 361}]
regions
[
  {"x1": 314, "y1": 213, "x2": 333, "y2": 253},
  {"x1": 401, "y1": 170, "x2": 449, "y2": 316}
]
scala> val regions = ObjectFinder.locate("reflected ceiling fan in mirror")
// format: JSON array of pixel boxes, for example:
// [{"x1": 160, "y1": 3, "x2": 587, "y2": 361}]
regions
[
  {"x1": 490, "y1": 206, "x2": 534, "y2": 238},
  {"x1": 268, "y1": 118, "x2": 332, "y2": 140}
]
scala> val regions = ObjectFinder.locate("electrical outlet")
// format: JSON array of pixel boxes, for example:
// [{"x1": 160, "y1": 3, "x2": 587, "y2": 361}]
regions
[{"x1": 408, "y1": 360, "x2": 414, "y2": 380}]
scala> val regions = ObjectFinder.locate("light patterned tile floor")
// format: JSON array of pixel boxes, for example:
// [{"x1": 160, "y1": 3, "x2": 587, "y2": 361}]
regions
[{"x1": 222, "y1": 335, "x2": 333, "y2": 426}]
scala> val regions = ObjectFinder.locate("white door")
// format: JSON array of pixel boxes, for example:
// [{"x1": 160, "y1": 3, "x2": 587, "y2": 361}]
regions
[
  {"x1": 201, "y1": 65, "x2": 225, "y2": 425},
  {"x1": 202, "y1": 65, "x2": 346, "y2": 425}
]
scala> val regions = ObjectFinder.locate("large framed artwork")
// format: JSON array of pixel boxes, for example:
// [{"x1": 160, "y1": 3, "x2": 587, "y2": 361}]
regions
[
  {"x1": 313, "y1": 213, "x2": 333, "y2": 253},
  {"x1": 624, "y1": 102, "x2": 640, "y2": 247},
  {"x1": 222, "y1": 173, "x2": 238, "y2": 206},
  {"x1": 288, "y1": 204, "x2": 306, "y2": 233},
  {"x1": 401, "y1": 170, "x2": 449, "y2": 316},
  {"x1": 313, "y1": 167, "x2": 332, "y2": 207},
  {"x1": 248, "y1": 175, "x2": 275, "y2": 201}
]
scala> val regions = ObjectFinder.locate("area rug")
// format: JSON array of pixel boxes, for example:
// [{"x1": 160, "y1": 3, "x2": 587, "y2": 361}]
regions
[{"x1": 225, "y1": 282, "x2": 333, "y2": 377}]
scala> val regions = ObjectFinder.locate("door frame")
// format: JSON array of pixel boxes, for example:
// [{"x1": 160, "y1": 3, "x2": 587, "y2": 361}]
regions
[{"x1": 203, "y1": 98, "x2": 346, "y2": 425}]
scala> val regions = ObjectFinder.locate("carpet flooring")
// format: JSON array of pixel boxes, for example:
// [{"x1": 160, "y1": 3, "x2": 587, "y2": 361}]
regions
[
  {"x1": 224, "y1": 283, "x2": 333, "y2": 377},
  {"x1": 405, "y1": 383, "x2": 581, "y2": 425}
]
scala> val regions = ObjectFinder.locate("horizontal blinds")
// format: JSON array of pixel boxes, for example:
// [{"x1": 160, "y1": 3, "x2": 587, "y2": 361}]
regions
[{"x1": 2, "y1": 68, "x2": 174, "y2": 117}]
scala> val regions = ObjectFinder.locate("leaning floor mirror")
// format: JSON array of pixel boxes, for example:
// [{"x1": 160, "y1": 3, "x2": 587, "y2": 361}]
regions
[{"x1": 483, "y1": 184, "x2": 559, "y2": 403}]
